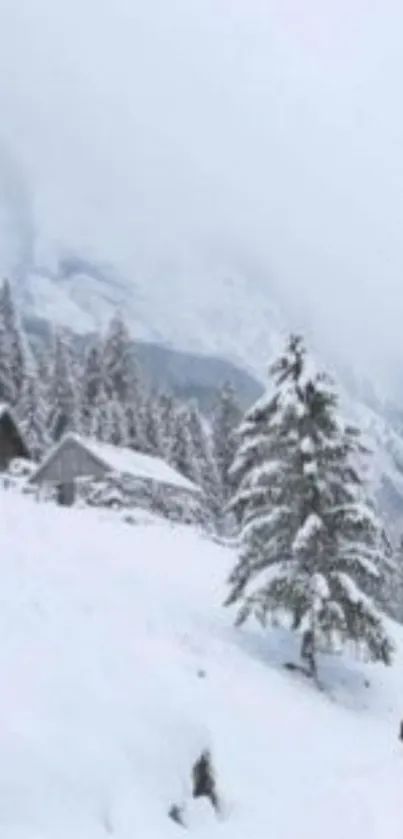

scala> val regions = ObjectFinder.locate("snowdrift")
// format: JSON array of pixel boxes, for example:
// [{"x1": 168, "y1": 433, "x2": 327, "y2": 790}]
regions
[{"x1": 0, "y1": 490, "x2": 401, "y2": 838}]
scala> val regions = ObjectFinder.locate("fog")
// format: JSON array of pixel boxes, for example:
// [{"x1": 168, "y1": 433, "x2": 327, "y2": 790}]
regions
[{"x1": 1, "y1": 0, "x2": 403, "y2": 381}]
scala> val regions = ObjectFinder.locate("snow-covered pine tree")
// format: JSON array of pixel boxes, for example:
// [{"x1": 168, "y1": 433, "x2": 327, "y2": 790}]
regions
[
  {"x1": 108, "y1": 397, "x2": 129, "y2": 447},
  {"x1": 367, "y1": 527, "x2": 396, "y2": 614},
  {"x1": 0, "y1": 314, "x2": 14, "y2": 404},
  {"x1": 157, "y1": 390, "x2": 176, "y2": 462},
  {"x1": 143, "y1": 394, "x2": 166, "y2": 456},
  {"x1": 187, "y1": 402, "x2": 222, "y2": 531},
  {"x1": 394, "y1": 538, "x2": 403, "y2": 622},
  {"x1": 226, "y1": 334, "x2": 393, "y2": 678},
  {"x1": 47, "y1": 330, "x2": 80, "y2": 441},
  {"x1": 212, "y1": 381, "x2": 242, "y2": 510},
  {"x1": 381, "y1": 533, "x2": 403, "y2": 622},
  {"x1": 89, "y1": 385, "x2": 129, "y2": 448},
  {"x1": 186, "y1": 402, "x2": 211, "y2": 484},
  {"x1": 36, "y1": 346, "x2": 52, "y2": 393},
  {"x1": 169, "y1": 400, "x2": 221, "y2": 531},
  {"x1": 80, "y1": 339, "x2": 104, "y2": 435},
  {"x1": 89, "y1": 384, "x2": 113, "y2": 442},
  {"x1": 0, "y1": 278, "x2": 26, "y2": 404},
  {"x1": 170, "y1": 404, "x2": 199, "y2": 483},
  {"x1": 103, "y1": 313, "x2": 138, "y2": 404},
  {"x1": 125, "y1": 403, "x2": 147, "y2": 452},
  {"x1": 103, "y1": 313, "x2": 151, "y2": 451},
  {"x1": 18, "y1": 370, "x2": 50, "y2": 460}
]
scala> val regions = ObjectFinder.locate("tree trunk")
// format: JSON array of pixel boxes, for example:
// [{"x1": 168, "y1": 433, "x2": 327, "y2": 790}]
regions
[{"x1": 292, "y1": 606, "x2": 303, "y2": 631}]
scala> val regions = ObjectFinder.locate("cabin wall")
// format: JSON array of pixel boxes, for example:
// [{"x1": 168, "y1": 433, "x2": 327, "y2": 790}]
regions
[{"x1": 33, "y1": 438, "x2": 108, "y2": 485}]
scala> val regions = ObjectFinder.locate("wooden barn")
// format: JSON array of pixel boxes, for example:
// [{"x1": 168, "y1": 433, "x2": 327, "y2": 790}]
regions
[
  {"x1": 29, "y1": 433, "x2": 201, "y2": 520},
  {"x1": 0, "y1": 403, "x2": 31, "y2": 471}
]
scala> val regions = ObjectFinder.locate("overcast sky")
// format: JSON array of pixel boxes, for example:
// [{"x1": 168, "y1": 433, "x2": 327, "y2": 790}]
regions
[{"x1": 0, "y1": 0, "x2": 403, "y2": 380}]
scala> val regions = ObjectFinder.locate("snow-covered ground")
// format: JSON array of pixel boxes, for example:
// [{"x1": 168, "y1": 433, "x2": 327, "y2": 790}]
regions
[{"x1": 0, "y1": 489, "x2": 401, "y2": 838}]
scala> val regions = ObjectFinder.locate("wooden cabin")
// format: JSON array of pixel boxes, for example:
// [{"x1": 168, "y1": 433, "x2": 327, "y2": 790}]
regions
[
  {"x1": 29, "y1": 433, "x2": 201, "y2": 519},
  {"x1": 0, "y1": 403, "x2": 31, "y2": 471}
]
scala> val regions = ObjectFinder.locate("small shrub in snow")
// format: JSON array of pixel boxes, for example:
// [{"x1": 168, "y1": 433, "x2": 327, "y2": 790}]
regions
[
  {"x1": 78, "y1": 471, "x2": 204, "y2": 527},
  {"x1": 168, "y1": 749, "x2": 220, "y2": 830},
  {"x1": 168, "y1": 803, "x2": 187, "y2": 828},
  {"x1": 8, "y1": 457, "x2": 36, "y2": 479},
  {"x1": 192, "y1": 750, "x2": 219, "y2": 813}
]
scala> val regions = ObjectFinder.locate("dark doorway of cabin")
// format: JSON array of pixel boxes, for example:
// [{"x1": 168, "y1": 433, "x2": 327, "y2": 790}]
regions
[{"x1": 56, "y1": 482, "x2": 75, "y2": 507}]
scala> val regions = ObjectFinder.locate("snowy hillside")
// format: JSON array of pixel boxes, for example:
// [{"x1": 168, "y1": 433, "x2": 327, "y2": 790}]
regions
[{"x1": 0, "y1": 488, "x2": 401, "y2": 838}]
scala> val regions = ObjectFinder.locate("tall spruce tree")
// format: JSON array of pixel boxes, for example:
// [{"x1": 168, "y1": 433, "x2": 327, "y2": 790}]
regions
[
  {"x1": 89, "y1": 384, "x2": 129, "y2": 447},
  {"x1": 0, "y1": 314, "x2": 14, "y2": 404},
  {"x1": 90, "y1": 384, "x2": 113, "y2": 442},
  {"x1": 226, "y1": 335, "x2": 393, "y2": 678},
  {"x1": 126, "y1": 401, "x2": 148, "y2": 453},
  {"x1": 18, "y1": 370, "x2": 49, "y2": 459},
  {"x1": 212, "y1": 381, "x2": 242, "y2": 508},
  {"x1": 186, "y1": 402, "x2": 209, "y2": 487},
  {"x1": 158, "y1": 390, "x2": 176, "y2": 462},
  {"x1": 381, "y1": 533, "x2": 403, "y2": 622},
  {"x1": 80, "y1": 339, "x2": 104, "y2": 434},
  {"x1": 36, "y1": 346, "x2": 52, "y2": 394},
  {"x1": 187, "y1": 402, "x2": 222, "y2": 531},
  {"x1": 103, "y1": 313, "x2": 138, "y2": 404},
  {"x1": 103, "y1": 313, "x2": 151, "y2": 451},
  {"x1": 108, "y1": 397, "x2": 129, "y2": 447},
  {"x1": 47, "y1": 330, "x2": 80, "y2": 441},
  {"x1": 143, "y1": 395, "x2": 165, "y2": 456},
  {"x1": 0, "y1": 278, "x2": 26, "y2": 404},
  {"x1": 170, "y1": 404, "x2": 199, "y2": 483}
]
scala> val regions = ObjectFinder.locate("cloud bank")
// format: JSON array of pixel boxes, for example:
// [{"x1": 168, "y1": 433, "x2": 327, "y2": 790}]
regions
[{"x1": 0, "y1": 0, "x2": 403, "y2": 381}]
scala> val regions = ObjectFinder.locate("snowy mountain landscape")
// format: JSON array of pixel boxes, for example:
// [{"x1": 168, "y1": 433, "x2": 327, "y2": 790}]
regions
[
  {"x1": 0, "y1": 487, "x2": 401, "y2": 839},
  {"x1": 1, "y1": 1, "x2": 403, "y2": 836},
  {"x1": 1, "y1": 1, "x2": 403, "y2": 522}
]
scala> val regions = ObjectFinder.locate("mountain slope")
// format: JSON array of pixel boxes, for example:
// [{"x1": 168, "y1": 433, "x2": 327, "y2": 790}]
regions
[
  {"x1": 25, "y1": 313, "x2": 262, "y2": 411},
  {"x1": 0, "y1": 487, "x2": 401, "y2": 838},
  {"x1": 21, "y1": 252, "x2": 287, "y2": 375}
]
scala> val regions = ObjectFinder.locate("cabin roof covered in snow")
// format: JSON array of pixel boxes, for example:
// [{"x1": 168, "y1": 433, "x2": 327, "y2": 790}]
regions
[{"x1": 31, "y1": 433, "x2": 199, "y2": 493}]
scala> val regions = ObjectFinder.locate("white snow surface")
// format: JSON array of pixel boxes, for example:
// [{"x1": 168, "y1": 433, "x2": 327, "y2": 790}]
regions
[
  {"x1": 0, "y1": 488, "x2": 401, "y2": 838},
  {"x1": 32, "y1": 433, "x2": 198, "y2": 494}
]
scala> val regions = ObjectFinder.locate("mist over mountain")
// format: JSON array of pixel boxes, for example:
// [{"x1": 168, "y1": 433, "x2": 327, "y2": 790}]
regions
[{"x1": 1, "y1": 0, "x2": 403, "y2": 394}]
